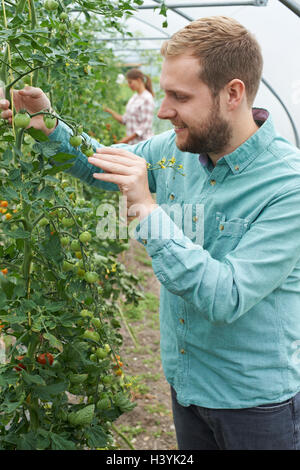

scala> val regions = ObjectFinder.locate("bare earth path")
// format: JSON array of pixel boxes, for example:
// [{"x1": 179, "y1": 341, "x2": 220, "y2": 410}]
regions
[{"x1": 114, "y1": 239, "x2": 177, "y2": 450}]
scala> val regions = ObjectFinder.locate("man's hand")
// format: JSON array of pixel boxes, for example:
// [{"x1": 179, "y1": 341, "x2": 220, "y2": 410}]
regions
[
  {"x1": 88, "y1": 147, "x2": 158, "y2": 221},
  {"x1": 0, "y1": 86, "x2": 56, "y2": 135}
]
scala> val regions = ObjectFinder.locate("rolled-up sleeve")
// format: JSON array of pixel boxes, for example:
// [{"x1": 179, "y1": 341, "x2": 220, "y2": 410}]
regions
[{"x1": 135, "y1": 184, "x2": 300, "y2": 325}]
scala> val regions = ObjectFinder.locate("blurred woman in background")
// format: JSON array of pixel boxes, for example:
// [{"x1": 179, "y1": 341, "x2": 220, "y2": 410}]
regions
[{"x1": 104, "y1": 68, "x2": 155, "y2": 144}]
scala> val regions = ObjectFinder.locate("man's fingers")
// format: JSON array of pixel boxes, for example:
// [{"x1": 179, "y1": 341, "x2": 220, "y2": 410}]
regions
[
  {"x1": 96, "y1": 146, "x2": 140, "y2": 161},
  {"x1": 1, "y1": 109, "x2": 12, "y2": 119},
  {"x1": 92, "y1": 172, "x2": 129, "y2": 186},
  {"x1": 88, "y1": 157, "x2": 133, "y2": 175},
  {"x1": 18, "y1": 85, "x2": 40, "y2": 96},
  {"x1": 90, "y1": 152, "x2": 134, "y2": 167},
  {"x1": 0, "y1": 99, "x2": 10, "y2": 110}
]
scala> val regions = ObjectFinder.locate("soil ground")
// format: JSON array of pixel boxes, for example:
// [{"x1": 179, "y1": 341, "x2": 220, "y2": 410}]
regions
[{"x1": 113, "y1": 239, "x2": 178, "y2": 451}]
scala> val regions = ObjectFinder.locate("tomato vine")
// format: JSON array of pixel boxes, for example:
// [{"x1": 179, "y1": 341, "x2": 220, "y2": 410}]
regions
[{"x1": 0, "y1": 0, "x2": 145, "y2": 451}]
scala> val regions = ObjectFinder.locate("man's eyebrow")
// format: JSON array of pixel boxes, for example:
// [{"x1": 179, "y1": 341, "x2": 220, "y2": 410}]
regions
[{"x1": 160, "y1": 85, "x2": 191, "y2": 95}]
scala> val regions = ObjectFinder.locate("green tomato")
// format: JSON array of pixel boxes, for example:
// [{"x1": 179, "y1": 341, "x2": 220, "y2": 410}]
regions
[
  {"x1": 60, "y1": 236, "x2": 69, "y2": 247},
  {"x1": 91, "y1": 317, "x2": 101, "y2": 329},
  {"x1": 39, "y1": 217, "x2": 49, "y2": 227},
  {"x1": 111, "y1": 318, "x2": 121, "y2": 329},
  {"x1": 77, "y1": 268, "x2": 85, "y2": 278},
  {"x1": 84, "y1": 271, "x2": 98, "y2": 283},
  {"x1": 43, "y1": 115, "x2": 56, "y2": 129},
  {"x1": 58, "y1": 23, "x2": 67, "y2": 33},
  {"x1": 79, "y1": 231, "x2": 92, "y2": 243},
  {"x1": 73, "y1": 21, "x2": 80, "y2": 33},
  {"x1": 102, "y1": 375, "x2": 113, "y2": 385},
  {"x1": 83, "y1": 330, "x2": 100, "y2": 342},
  {"x1": 59, "y1": 11, "x2": 68, "y2": 20},
  {"x1": 89, "y1": 354, "x2": 97, "y2": 362},
  {"x1": 44, "y1": 0, "x2": 58, "y2": 10},
  {"x1": 70, "y1": 239, "x2": 81, "y2": 251},
  {"x1": 81, "y1": 145, "x2": 94, "y2": 158},
  {"x1": 14, "y1": 112, "x2": 30, "y2": 128},
  {"x1": 69, "y1": 135, "x2": 82, "y2": 147},
  {"x1": 61, "y1": 217, "x2": 74, "y2": 227},
  {"x1": 62, "y1": 260, "x2": 74, "y2": 272},
  {"x1": 80, "y1": 309, "x2": 93, "y2": 318},
  {"x1": 95, "y1": 347, "x2": 108, "y2": 360},
  {"x1": 69, "y1": 373, "x2": 88, "y2": 384}
]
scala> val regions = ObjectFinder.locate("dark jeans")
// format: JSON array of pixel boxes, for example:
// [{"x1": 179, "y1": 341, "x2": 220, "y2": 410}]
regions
[{"x1": 171, "y1": 387, "x2": 300, "y2": 450}]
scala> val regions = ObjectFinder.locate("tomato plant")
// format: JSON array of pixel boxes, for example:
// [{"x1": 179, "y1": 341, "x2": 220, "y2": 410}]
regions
[{"x1": 0, "y1": 0, "x2": 146, "y2": 451}]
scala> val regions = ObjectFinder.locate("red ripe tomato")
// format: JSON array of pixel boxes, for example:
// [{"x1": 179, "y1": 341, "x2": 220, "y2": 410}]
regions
[
  {"x1": 14, "y1": 356, "x2": 26, "y2": 371},
  {"x1": 37, "y1": 352, "x2": 54, "y2": 366}
]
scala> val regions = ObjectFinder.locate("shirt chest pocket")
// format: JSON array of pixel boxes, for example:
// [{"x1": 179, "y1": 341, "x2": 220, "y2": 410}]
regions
[{"x1": 211, "y1": 212, "x2": 250, "y2": 260}]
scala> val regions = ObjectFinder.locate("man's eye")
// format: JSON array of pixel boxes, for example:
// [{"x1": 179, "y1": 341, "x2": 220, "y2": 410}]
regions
[{"x1": 176, "y1": 95, "x2": 188, "y2": 101}]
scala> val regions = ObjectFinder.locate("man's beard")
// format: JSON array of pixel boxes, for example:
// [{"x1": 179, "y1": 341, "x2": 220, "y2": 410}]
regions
[{"x1": 175, "y1": 98, "x2": 232, "y2": 155}]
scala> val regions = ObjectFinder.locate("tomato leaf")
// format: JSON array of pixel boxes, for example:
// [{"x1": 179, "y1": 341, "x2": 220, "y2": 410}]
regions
[
  {"x1": 85, "y1": 425, "x2": 108, "y2": 449},
  {"x1": 43, "y1": 332, "x2": 63, "y2": 352},
  {"x1": 21, "y1": 370, "x2": 46, "y2": 385},
  {"x1": 2, "y1": 227, "x2": 31, "y2": 240},
  {"x1": 32, "y1": 381, "x2": 68, "y2": 400},
  {"x1": 42, "y1": 162, "x2": 73, "y2": 175},
  {"x1": 51, "y1": 152, "x2": 76, "y2": 163},
  {"x1": 26, "y1": 128, "x2": 49, "y2": 142},
  {"x1": 50, "y1": 433, "x2": 76, "y2": 450},
  {"x1": 32, "y1": 141, "x2": 61, "y2": 159}
]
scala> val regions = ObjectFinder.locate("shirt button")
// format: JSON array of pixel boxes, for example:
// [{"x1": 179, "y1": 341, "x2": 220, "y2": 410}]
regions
[
  {"x1": 219, "y1": 224, "x2": 225, "y2": 231},
  {"x1": 170, "y1": 193, "x2": 175, "y2": 200},
  {"x1": 210, "y1": 179, "x2": 216, "y2": 186},
  {"x1": 179, "y1": 318, "x2": 185, "y2": 324},
  {"x1": 234, "y1": 165, "x2": 239, "y2": 171},
  {"x1": 142, "y1": 239, "x2": 147, "y2": 245},
  {"x1": 180, "y1": 349, "x2": 185, "y2": 354},
  {"x1": 193, "y1": 216, "x2": 198, "y2": 222}
]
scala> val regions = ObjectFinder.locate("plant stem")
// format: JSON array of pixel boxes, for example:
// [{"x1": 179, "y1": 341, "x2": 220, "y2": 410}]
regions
[
  {"x1": 111, "y1": 423, "x2": 135, "y2": 450},
  {"x1": 27, "y1": 0, "x2": 39, "y2": 86},
  {"x1": 16, "y1": 0, "x2": 26, "y2": 14},
  {"x1": 0, "y1": 46, "x2": 8, "y2": 84}
]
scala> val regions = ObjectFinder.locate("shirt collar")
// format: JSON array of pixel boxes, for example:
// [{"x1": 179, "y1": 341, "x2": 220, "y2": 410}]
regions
[{"x1": 198, "y1": 108, "x2": 275, "y2": 174}]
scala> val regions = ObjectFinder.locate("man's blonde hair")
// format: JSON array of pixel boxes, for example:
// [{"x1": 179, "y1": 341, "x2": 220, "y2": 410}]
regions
[{"x1": 161, "y1": 16, "x2": 263, "y2": 105}]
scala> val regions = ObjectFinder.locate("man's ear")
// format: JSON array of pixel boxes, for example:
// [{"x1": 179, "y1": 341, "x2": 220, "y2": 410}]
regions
[{"x1": 224, "y1": 79, "x2": 246, "y2": 111}]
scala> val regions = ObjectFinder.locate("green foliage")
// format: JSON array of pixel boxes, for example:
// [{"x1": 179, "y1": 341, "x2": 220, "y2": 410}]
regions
[{"x1": 0, "y1": 0, "x2": 146, "y2": 451}]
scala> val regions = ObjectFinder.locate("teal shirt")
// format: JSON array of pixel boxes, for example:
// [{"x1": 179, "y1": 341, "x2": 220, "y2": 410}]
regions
[{"x1": 50, "y1": 110, "x2": 300, "y2": 408}]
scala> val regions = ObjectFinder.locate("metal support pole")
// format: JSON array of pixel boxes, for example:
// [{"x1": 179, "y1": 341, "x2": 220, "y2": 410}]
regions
[
  {"x1": 139, "y1": 1, "x2": 262, "y2": 9},
  {"x1": 278, "y1": 0, "x2": 300, "y2": 18},
  {"x1": 151, "y1": 0, "x2": 193, "y2": 21},
  {"x1": 97, "y1": 37, "x2": 168, "y2": 41},
  {"x1": 261, "y1": 77, "x2": 300, "y2": 148}
]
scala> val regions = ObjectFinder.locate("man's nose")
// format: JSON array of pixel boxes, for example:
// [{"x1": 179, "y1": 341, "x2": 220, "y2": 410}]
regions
[{"x1": 157, "y1": 98, "x2": 176, "y2": 120}]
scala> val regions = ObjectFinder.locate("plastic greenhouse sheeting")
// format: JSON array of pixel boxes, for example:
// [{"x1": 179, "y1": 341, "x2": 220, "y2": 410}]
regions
[{"x1": 102, "y1": 0, "x2": 300, "y2": 147}]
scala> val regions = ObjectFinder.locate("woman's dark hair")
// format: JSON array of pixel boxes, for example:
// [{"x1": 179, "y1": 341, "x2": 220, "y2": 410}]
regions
[{"x1": 125, "y1": 68, "x2": 154, "y2": 97}]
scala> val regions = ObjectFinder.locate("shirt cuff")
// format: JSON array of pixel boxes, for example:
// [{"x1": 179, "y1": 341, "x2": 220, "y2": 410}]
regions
[
  {"x1": 48, "y1": 119, "x2": 72, "y2": 141},
  {"x1": 134, "y1": 206, "x2": 187, "y2": 257}
]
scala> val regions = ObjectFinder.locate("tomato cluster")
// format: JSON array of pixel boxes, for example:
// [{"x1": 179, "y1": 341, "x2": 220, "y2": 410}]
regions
[{"x1": 0, "y1": 200, "x2": 12, "y2": 220}]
